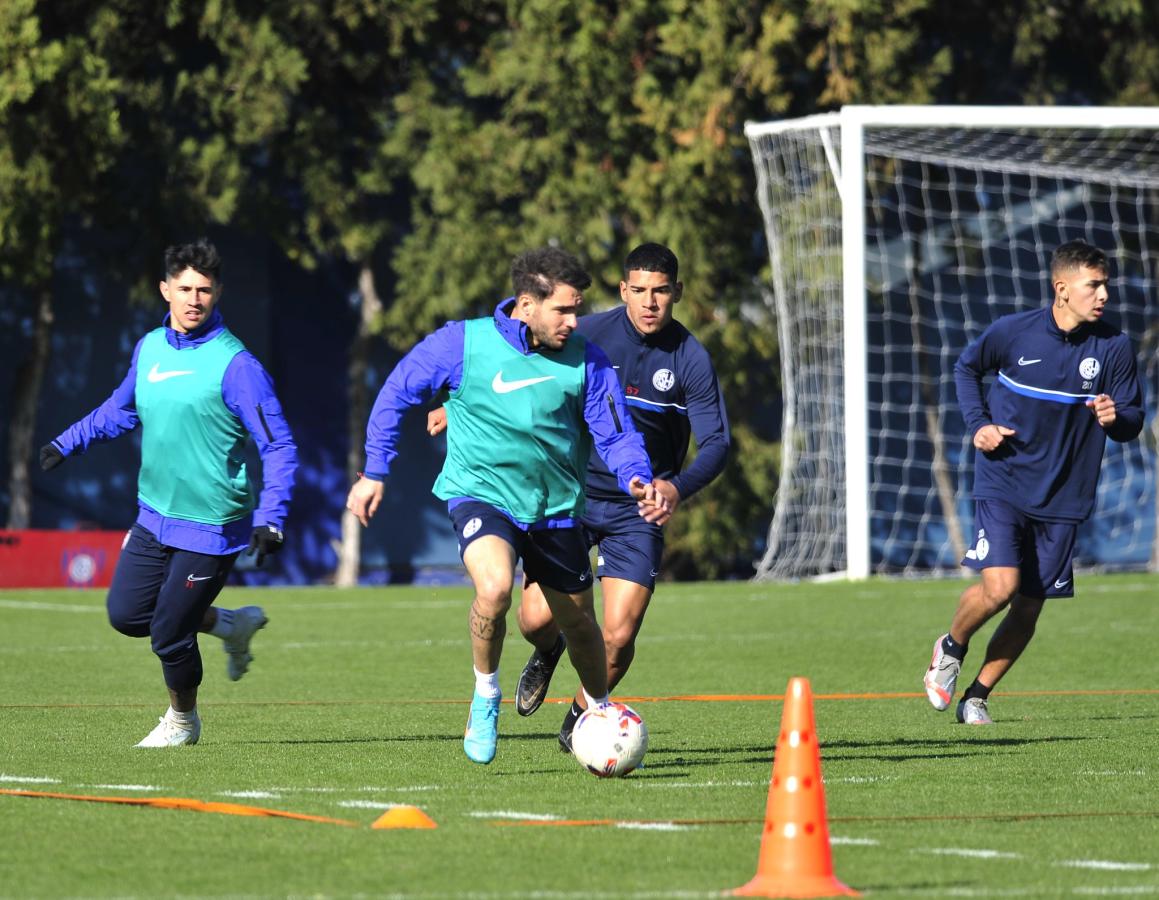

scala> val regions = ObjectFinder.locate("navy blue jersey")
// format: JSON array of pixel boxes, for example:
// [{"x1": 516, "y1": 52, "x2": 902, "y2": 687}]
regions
[
  {"x1": 578, "y1": 306, "x2": 730, "y2": 502},
  {"x1": 955, "y1": 306, "x2": 1143, "y2": 523}
]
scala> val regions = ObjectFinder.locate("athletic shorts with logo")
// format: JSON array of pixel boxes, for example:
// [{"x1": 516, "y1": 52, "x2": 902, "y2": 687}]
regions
[
  {"x1": 449, "y1": 500, "x2": 592, "y2": 594},
  {"x1": 581, "y1": 497, "x2": 664, "y2": 590},
  {"x1": 962, "y1": 498, "x2": 1077, "y2": 599}
]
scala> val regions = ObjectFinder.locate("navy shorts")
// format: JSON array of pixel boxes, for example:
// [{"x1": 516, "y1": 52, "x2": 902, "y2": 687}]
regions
[
  {"x1": 961, "y1": 499, "x2": 1077, "y2": 599},
  {"x1": 581, "y1": 497, "x2": 665, "y2": 590},
  {"x1": 449, "y1": 501, "x2": 593, "y2": 595}
]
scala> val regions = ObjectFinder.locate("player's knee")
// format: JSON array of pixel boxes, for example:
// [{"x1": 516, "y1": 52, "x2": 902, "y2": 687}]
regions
[
  {"x1": 980, "y1": 577, "x2": 1019, "y2": 611},
  {"x1": 603, "y1": 621, "x2": 637, "y2": 657},
  {"x1": 1011, "y1": 595, "x2": 1045, "y2": 624},
  {"x1": 106, "y1": 607, "x2": 149, "y2": 638},
  {"x1": 471, "y1": 579, "x2": 512, "y2": 616}
]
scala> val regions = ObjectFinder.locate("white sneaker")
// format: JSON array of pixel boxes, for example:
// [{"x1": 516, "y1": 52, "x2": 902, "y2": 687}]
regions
[
  {"x1": 136, "y1": 710, "x2": 201, "y2": 747},
  {"x1": 923, "y1": 634, "x2": 961, "y2": 711},
  {"x1": 957, "y1": 697, "x2": 994, "y2": 725},
  {"x1": 223, "y1": 606, "x2": 268, "y2": 681}
]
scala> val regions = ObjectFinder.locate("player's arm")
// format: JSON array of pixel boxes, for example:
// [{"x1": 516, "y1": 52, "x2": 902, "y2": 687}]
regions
[
  {"x1": 669, "y1": 346, "x2": 731, "y2": 503},
  {"x1": 954, "y1": 325, "x2": 1015, "y2": 452},
  {"x1": 581, "y1": 342, "x2": 665, "y2": 519},
  {"x1": 1089, "y1": 338, "x2": 1144, "y2": 441},
  {"x1": 222, "y1": 352, "x2": 299, "y2": 547},
  {"x1": 348, "y1": 322, "x2": 464, "y2": 526},
  {"x1": 40, "y1": 339, "x2": 144, "y2": 470}
]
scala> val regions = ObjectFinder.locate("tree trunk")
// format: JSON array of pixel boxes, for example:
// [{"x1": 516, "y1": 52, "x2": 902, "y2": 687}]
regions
[
  {"x1": 334, "y1": 261, "x2": 383, "y2": 587},
  {"x1": 6, "y1": 286, "x2": 54, "y2": 529}
]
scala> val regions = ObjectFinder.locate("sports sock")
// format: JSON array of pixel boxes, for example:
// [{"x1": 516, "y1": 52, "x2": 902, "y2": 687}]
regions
[
  {"x1": 581, "y1": 687, "x2": 608, "y2": 709},
  {"x1": 210, "y1": 608, "x2": 234, "y2": 639},
  {"x1": 167, "y1": 706, "x2": 198, "y2": 727},
  {"x1": 542, "y1": 633, "x2": 566, "y2": 662},
  {"x1": 560, "y1": 700, "x2": 584, "y2": 736},
  {"x1": 473, "y1": 667, "x2": 501, "y2": 700},
  {"x1": 962, "y1": 679, "x2": 992, "y2": 701},
  {"x1": 941, "y1": 633, "x2": 968, "y2": 661}
]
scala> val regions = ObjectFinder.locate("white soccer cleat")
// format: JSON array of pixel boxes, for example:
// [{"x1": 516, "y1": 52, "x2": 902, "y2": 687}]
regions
[
  {"x1": 223, "y1": 606, "x2": 268, "y2": 681},
  {"x1": 923, "y1": 634, "x2": 960, "y2": 711},
  {"x1": 136, "y1": 710, "x2": 201, "y2": 747},
  {"x1": 957, "y1": 697, "x2": 994, "y2": 725}
]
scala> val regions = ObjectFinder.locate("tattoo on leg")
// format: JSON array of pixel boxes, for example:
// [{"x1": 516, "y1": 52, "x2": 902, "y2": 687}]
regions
[{"x1": 470, "y1": 603, "x2": 506, "y2": 643}]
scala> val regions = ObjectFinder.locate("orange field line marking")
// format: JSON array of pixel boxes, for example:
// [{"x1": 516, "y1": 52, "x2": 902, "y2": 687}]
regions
[
  {"x1": 4, "y1": 688, "x2": 1159, "y2": 710},
  {"x1": 0, "y1": 788, "x2": 360, "y2": 827},
  {"x1": 492, "y1": 809, "x2": 1159, "y2": 828}
]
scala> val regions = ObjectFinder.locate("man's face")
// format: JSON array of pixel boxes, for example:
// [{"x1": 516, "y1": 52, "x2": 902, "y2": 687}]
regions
[
  {"x1": 1055, "y1": 264, "x2": 1108, "y2": 326},
  {"x1": 519, "y1": 283, "x2": 583, "y2": 350},
  {"x1": 160, "y1": 267, "x2": 220, "y2": 333},
  {"x1": 620, "y1": 269, "x2": 682, "y2": 335}
]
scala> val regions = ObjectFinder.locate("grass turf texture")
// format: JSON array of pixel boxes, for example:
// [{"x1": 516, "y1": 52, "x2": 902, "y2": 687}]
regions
[{"x1": 1, "y1": 575, "x2": 1157, "y2": 898}]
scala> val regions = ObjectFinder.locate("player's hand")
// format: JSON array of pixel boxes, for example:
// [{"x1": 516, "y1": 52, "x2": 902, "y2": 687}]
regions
[
  {"x1": 346, "y1": 476, "x2": 385, "y2": 527},
  {"x1": 247, "y1": 525, "x2": 284, "y2": 567},
  {"x1": 973, "y1": 424, "x2": 1015, "y2": 452},
  {"x1": 39, "y1": 443, "x2": 64, "y2": 471},
  {"x1": 427, "y1": 407, "x2": 447, "y2": 437},
  {"x1": 638, "y1": 478, "x2": 679, "y2": 526},
  {"x1": 629, "y1": 477, "x2": 670, "y2": 522},
  {"x1": 1086, "y1": 394, "x2": 1117, "y2": 428}
]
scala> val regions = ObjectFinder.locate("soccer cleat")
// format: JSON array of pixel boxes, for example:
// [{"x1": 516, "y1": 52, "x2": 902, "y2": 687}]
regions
[
  {"x1": 136, "y1": 710, "x2": 201, "y2": 747},
  {"x1": 463, "y1": 690, "x2": 500, "y2": 764},
  {"x1": 223, "y1": 606, "x2": 268, "y2": 682},
  {"x1": 557, "y1": 703, "x2": 581, "y2": 754},
  {"x1": 515, "y1": 635, "x2": 566, "y2": 717},
  {"x1": 957, "y1": 697, "x2": 994, "y2": 725},
  {"x1": 923, "y1": 634, "x2": 960, "y2": 711}
]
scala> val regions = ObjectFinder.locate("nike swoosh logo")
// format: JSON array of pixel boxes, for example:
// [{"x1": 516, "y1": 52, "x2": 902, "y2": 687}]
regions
[
  {"x1": 491, "y1": 372, "x2": 556, "y2": 394},
  {"x1": 1053, "y1": 578, "x2": 1070, "y2": 589},
  {"x1": 147, "y1": 363, "x2": 195, "y2": 383},
  {"x1": 1018, "y1": 357, "x2": 1042, "y2": 366},
  {"x1": 186, "y1": 574, "x2": 213, "y2": 582}
]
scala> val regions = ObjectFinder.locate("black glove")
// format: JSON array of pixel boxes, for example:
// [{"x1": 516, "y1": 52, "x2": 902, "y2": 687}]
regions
[
  {"x1": 247, "y1": 525, "x2": 284, "y2": 567},
  {"x1": 40, "y1": 443, "x2": 64, "y2": 471}
]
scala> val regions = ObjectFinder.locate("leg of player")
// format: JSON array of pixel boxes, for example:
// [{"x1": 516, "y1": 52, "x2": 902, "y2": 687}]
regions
[
  {"x1": 600, "y1": 577, "x2": 653, "y2": 692},
  {"x1": 460, "y1": 535, "x2": 517, "y2": 764},
  {"x1": 956, "y1": 594, "x2": 1045, "y2": 725},
  {"x1": 514, "y1": 580, "x2": 566, "y2": 716},
  {"x1": 925, "y1": 566, "x2": 1019, "y2": 711},
  {"x1": 539, "y1": 583, "x2": 608, "y2": 751}
]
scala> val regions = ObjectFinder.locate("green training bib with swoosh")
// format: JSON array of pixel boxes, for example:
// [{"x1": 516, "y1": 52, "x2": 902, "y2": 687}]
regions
[
  {"x1": 134, "y1": 327, "x2": 254, "y2": 524},
  {"x1": 433, "y1": 316, "x2": 590, "y2": 523}
]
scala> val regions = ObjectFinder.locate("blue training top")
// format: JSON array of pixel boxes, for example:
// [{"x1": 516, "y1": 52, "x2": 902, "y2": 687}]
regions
[
  {"x1": 955, "y1": 305, "x2": 1143, "y2": 523},
  {"x1": 576, "y1": 306, "x2": 730, "y2": 503},
  {"x1": 50, "y1": 308, "x2": 298, "y2": 555}
]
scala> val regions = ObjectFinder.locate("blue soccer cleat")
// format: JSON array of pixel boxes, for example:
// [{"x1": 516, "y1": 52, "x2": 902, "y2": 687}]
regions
[{"x1": 463, "y1": 690, "x2": 500, "y2": 764}]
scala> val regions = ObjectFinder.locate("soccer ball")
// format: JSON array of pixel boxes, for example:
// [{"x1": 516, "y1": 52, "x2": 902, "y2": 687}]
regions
[{"x1": 570, "y1": 701, "x2": 648, "y2": 777}]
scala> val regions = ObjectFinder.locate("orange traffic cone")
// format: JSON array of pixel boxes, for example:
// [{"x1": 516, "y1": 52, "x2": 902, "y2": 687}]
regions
[{"x1": 733, "y1": 677, "x2": 859, "y2": 898}]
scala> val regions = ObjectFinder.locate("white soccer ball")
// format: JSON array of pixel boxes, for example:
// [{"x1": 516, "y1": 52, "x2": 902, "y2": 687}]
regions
[{"x1": 570, "y1": 701, "x2": 648, "y2": 777}]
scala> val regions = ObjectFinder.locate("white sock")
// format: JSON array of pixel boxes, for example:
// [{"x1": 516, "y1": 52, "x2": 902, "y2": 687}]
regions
[
  {"x1": 473, "y1": 667, "x2": 501, "y2": 699},
  {"x1": 167, "y1": 706, "x2": 198, "y2": 727},
  {"x1": 582, "y1": 688, "x2": 608, "y2": 709},
  {"x1": 210, "y1": 608, "x2": 234, "y2": 639}
]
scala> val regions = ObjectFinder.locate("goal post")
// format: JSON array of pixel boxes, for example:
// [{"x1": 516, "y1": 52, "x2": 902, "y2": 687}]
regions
[{"x1": 746, "y1": 105, "x2": 1159, "y2": 581}]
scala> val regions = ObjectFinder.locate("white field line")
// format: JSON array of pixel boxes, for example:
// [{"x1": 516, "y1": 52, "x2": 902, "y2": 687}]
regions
[
  {"x1": 1061, "y1": 860, "x2": 1153, "y2": 872},
  {"x1": 1072, "y1": 888, "x2": 1159, "y2": 895},
  {"x1": 337, "y1": 799, "x2": 414, "y2": 810},
  {"x1": 87, "y1": 784, "x2": 163, "y2": 792},
  {"x1": 0, "y1": 645, "x2": 111, "y2": 654},
  {"x1": 0, "y1": 774, "x2": 61, "y2": 784},
  {"x1": 638, "y1": 780, "x2": 763, "y2": 789},
  {"x1": 467, "y1": 810, "x2": 561, "y2": 820},
  {"x1": 920, "y1": 848, "x2": 1023, "y2": 860},
  {"x1": 616, "y1": 822, "x2": 693, "y2": 831},
  {"x1": 217, "y1": 790, "x2": 281, "y2": 799},
  {"x1": 830, "y1": 836, "x2": 881, "y2": 845},
  {"x1": 0, "y1": 600, "x2": 102, "y2": 613},
  {"x1": 280, "y1": 638, "x2": 464, "y2": 650}
]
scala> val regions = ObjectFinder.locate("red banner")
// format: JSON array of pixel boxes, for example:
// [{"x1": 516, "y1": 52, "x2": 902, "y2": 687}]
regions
[{"x1": 0, "y1": 530, "x2": 127, "y2": 588}]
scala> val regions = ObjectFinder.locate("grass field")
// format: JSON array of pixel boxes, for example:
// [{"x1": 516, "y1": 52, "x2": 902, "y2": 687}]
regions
[{"x1": 2, "y1": 574, "x2": 1157, "y2": 898}]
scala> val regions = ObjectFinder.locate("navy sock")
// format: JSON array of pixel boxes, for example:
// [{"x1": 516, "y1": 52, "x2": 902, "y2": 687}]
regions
[
  {"x1": 963, "y1": 679, "x2": 992, "y2": 701},
  {"x1": 941, "y1": 633, "x2": 968, "y2": 661}
]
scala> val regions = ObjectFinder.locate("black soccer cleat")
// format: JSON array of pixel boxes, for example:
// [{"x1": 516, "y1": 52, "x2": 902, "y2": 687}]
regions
[
  {"x1": 515, "y1": 634, "x2": 566, "y2": 717},
  {"x1": 557, "y1": 700, "x2": 582, "y2": 753}
]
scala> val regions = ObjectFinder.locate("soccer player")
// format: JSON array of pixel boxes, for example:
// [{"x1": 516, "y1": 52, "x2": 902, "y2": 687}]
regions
[
  {"x1": 923, "y1": 239, "x2": 1143, "y2": 725},
  {"x1": 39, "y1": 239, "x2": 298, "y2": 747},
  {"x1": 431, "y1": 243, "x2": 730, "y2": 751},
  {"x1": 346, "y1": 246, "x2": 666, "y2": 765}
]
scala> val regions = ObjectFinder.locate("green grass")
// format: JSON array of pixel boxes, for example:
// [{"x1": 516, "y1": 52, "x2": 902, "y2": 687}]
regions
[{"x1": 2, "y1": 575, "x2": 1158, "y2": 898}]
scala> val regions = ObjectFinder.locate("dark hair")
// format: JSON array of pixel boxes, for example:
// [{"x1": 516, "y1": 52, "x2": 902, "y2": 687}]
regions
[
  {"x1": 1051, "y1": 240, "x2": 1107, "y2": 279},
  {"x1": 624, "y1": 242, "x2": 679, "y2": 281},
  {"x1": 164, "y1": 238, "x2": 222, "y2": 283},
  {"x1": 511, "y1": 247, "x2": 591, "y2": 300}
]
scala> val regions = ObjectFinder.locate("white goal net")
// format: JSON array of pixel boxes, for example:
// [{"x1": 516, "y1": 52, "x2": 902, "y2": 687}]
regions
[{"x1": 746, "y1": 106, "x2": 1159, "y2": 580}]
